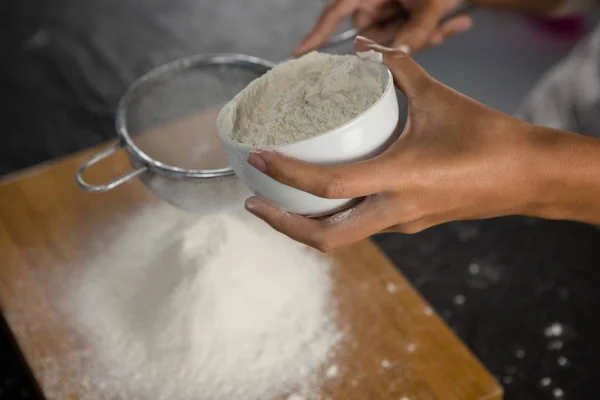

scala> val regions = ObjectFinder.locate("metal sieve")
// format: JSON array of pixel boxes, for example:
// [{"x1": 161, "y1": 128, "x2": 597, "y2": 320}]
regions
[
  {"x1": 76, "y1": 53, "x2": 275, "y2": 213},
  {"x1": 75, "y1": 6, "x2": 473, "y2": 213}
]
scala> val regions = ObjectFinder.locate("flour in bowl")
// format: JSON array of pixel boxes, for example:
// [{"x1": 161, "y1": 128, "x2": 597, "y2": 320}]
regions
[{"x1": 219, "y1": 51, "x2": 384, "y2": 146}]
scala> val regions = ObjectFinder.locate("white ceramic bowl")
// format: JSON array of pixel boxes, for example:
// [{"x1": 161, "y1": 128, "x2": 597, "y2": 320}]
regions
[{"x1": 217, "y1": 63, "x2": 399, "y2": 217}]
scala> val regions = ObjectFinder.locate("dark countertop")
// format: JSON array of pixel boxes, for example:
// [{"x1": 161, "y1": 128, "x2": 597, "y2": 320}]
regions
[{"x1": 1, "y1": 1, "x2": 599, "y2": 399}]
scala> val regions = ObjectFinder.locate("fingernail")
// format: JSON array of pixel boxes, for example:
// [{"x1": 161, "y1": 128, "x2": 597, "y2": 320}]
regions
[
  {"x1": 355, "y1": 35, "x2": 373, "y2": 44},
  {"x1": 396, "y1": 44, "x2": 411, "y2": 54},
  {"x1": 247, "y1": 152, "x2": 267, "y2": 172},
  {"x1": 356, "y1": 50, "x2": 383, "y2": 63},
  {"x1": 460, "y1": 17, "x2": 474, "y2": 31},
  {"x1": 458, "y1": 23, "x2": 473, "y2": 33},
  {"x1": 245, "y1": 197, "x2": 260, "y2": 212}
]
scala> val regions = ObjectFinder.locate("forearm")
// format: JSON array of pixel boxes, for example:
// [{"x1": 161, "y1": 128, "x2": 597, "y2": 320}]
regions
[{"x1": 526, "y1": 126, "x2": 600, "y2": 225}]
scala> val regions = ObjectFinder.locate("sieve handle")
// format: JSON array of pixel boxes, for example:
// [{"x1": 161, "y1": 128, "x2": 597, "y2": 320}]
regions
[{"x1": 76, "y1": 142, "x2": 147, "y2": 192}]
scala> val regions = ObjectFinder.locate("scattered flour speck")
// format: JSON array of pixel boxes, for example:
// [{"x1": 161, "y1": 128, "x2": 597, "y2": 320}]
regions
[
  {"x1": 406, "y1": 343, "x2": 417, "y2": 353},
  {"x1": 515, "y1": 348, "x2": 526, "y2": 359},
  {"x1": 553, "y1": 388, "x2": 564, "y2": 398},
  {"x1": 540, "y1": 377, "x2": 552, "y2": 387},
  {"x1": 557, "y1": 356, "x2": 569, "y2": 367},
  {"x1": 326, "y1": 365, "x2": 339, "y2": 378},
  {"x1": 380, "y1": 359, "x2": 392, "y2": 370},
  {"x1": 544, "y1": 322, "x2": 564, "y2": 337},
  {"x1": 549, "y1": 340, "x2": 564, "y2": 350},
  {"x1": 468, "y1": 262, "x2": 480, "y2": 275},
  {"x1": 423, "y1": 306, "x2": 433, "y2": 316},
  {"x1": 386, "y1": 283, "x2": 398, "y2": 294},
  {"x1": 453, "y1": 294, "x2": 466, "y2": 306}
]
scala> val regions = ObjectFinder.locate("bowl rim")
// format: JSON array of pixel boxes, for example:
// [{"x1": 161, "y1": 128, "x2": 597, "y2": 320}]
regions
[{"x1": 218, "y1": 64, "x2": 395, "y2": 151}]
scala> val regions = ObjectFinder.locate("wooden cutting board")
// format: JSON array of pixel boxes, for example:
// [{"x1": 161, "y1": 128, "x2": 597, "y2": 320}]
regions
[{"x1": 0, "y1": 146, "x2": 502, "y2": 400}]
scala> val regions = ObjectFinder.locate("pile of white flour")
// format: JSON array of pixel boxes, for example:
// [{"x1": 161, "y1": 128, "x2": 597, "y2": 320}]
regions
[
  {"x1": 219, "y1": 51, "x2": 384, "y2": 146},
  {"x1": 70, "y1": 206, "x2": 340, "y2": 400}
]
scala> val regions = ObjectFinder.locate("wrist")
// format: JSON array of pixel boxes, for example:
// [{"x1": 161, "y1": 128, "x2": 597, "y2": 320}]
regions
[{"x1": 522, "y1": 126, "x2": 600, "y2": 224}]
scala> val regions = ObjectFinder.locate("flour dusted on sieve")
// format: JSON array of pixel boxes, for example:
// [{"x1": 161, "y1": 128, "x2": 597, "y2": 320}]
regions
[
  {"x1": 69, "y1": 205, "x2": 340, "y2": 400},
  {"x1": 219, "y1": 51, "x2": 384, "y2": 146}
]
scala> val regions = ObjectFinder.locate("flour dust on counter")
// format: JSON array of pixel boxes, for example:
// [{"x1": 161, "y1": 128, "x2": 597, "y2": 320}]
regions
[{"x1": 66, "y1": 205, "x2": 341, "y2": 400}]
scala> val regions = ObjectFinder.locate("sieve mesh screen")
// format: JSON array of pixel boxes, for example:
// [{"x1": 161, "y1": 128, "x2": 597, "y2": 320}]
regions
[{"x1": 123, "y1": 59, "x2": 270, "y2": 171}]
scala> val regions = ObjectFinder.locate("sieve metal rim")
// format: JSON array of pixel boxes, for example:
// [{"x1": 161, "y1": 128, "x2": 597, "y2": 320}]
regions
[{"x1": 115, "y1": 53, "x2": 276, "y2": 179}]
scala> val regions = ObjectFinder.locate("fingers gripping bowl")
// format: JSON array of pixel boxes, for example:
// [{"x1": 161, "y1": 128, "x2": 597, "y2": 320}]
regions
[{"x1": 217, "y1": 61, "x2": 399, "y2": 217}]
